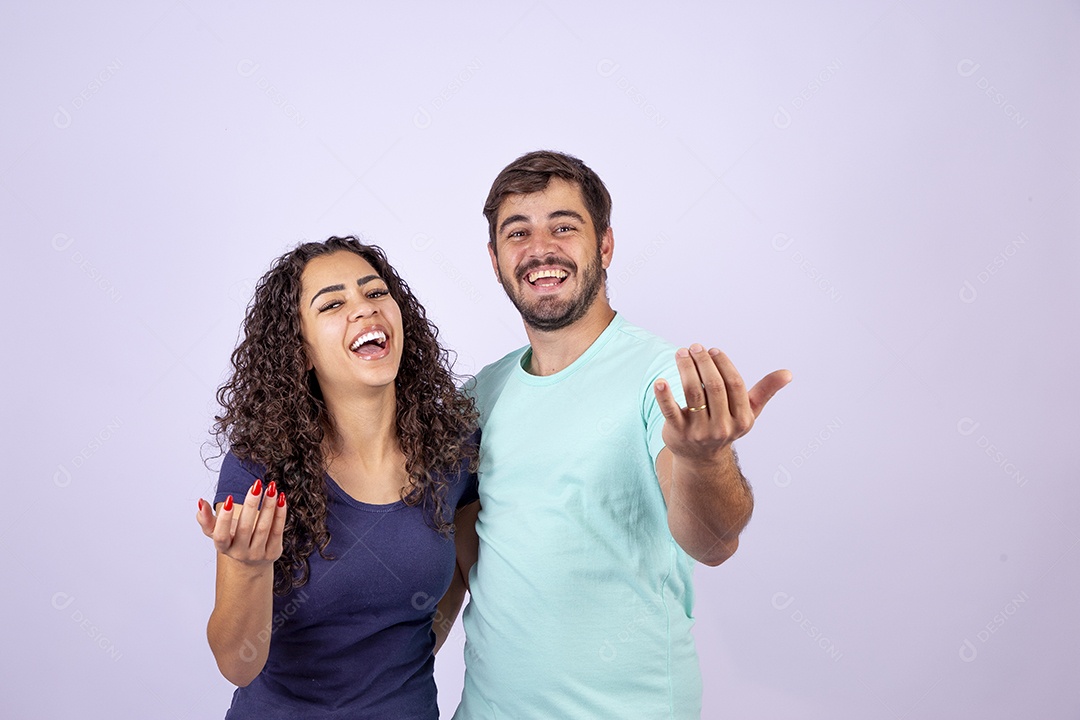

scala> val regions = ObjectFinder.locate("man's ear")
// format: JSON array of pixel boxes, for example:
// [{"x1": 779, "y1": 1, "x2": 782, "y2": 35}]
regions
[
  {"x1": 600, "y1": 226, "x2": 614, "y2": 270},
  {"x1": 488, "y1": 241, "x2": 502, "y2": 284}
]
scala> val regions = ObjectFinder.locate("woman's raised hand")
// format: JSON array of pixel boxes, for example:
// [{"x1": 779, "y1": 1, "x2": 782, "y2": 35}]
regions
[{"x1": 196, "y1": 480, "x2": 287, "y2": 565}]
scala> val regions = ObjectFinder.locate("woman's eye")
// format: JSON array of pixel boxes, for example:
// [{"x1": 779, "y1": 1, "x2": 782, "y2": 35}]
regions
[
  {"x1": 318, "y1": 300, "x2": 342, "y2": 312},
  {"x1": 367, "y1": 289, "x2": 389, "y2": 299}
]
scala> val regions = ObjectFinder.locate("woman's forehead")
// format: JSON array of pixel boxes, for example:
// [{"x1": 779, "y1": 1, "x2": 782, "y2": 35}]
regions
[{"x1": 301, "y1": 252, "x2": 381, "y2": 290}]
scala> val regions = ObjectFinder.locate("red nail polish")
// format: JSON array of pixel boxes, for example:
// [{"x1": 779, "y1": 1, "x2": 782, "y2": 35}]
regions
[
  {"x1": 251, "y1": 479, "x2": 262, "y2": 496},
  {"x1": 198, "y1": 499, "x2": 204, "y2": 512},
  {"x1": 223, "y1": 495, "x2": 234, "y2": 511},
  {"x1": 277, "y1": 491, "x2": 286, "y2": 508},
  {"x1": 266, "y1": 481, "x2": 276, "y2": 497}
]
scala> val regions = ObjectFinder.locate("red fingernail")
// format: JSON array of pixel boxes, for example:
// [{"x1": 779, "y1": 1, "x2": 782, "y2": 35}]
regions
[
  {"x1": 251, "y1": 479, "x2": 263, "y2": 496},
  {"x1": 223, "y1": 495, "x2": 234, "y2": 511},
  {"x1": 198, "y1": 498, "x2": 204, "y2": 512},
  {"x1": 277, "y1": 490, "x2": 286, "y2": 508},
  {"x1": 266, "y1": 481, "x2": 276, "y2": 497}
]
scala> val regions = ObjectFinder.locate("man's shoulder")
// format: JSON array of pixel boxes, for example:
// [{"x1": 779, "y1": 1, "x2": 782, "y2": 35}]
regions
[
  {"x1": 466, "y1": 346, "x2": 526, "y2": 403},
  {"x1": 474, "y1": 346, "x2": 526, "y2": 383},
  {"x1": 607, "y1": 315, "x2": 679, "y2": 366}
]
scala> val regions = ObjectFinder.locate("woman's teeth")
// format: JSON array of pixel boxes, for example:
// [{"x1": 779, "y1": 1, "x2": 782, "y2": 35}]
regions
[{"x1": 350, "y1": 330, "x2": 387, "y2": 351}]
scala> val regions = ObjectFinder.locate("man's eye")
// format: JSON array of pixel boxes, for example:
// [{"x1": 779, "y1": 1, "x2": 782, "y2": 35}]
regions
[
  {"x1": 507, "y1": 229, "x2": 526, "y2": 239},
  {"x1": 555, "y1": 225, "x2": 574, "y2": 233}
]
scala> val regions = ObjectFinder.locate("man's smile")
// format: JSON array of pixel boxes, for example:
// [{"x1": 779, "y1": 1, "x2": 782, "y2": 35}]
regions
[{"x1": 526, "y1": 268, "x2": 569, "y2": 285}]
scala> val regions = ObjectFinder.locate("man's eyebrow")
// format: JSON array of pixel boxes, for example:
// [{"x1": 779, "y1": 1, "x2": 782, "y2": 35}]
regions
[
  {"x1": 549, "y1": 210, "x2": 586, "y2": 224},
  {"x1": 498, "y1": 214, "x2": 528, "y2": 234},
  {"x1": 309, "y1": 284, "x2": 346, "y2": 307}
]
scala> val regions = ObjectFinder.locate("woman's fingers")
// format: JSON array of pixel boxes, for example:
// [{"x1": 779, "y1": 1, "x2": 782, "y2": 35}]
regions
[
  {"x1": 208, "y1": 480, "x2": 286, "y2": 563},
  {"x1": 212, "y1": 494, "x2": 237, "y2": 552},
  {"x1": 266, "y1": 488, "x2": 287, "y2": 559},
  {"x1": 195, "y1": 498, "x2": 216, "y2": 539},
  {"x1": 199, "y1": 479, "x2": 287, "y2": 563},
  {"x1": 232, "y1": 480, "x2": 265, "y2": 548},
  {"x1": 252, "y1": 482, "x2": 279, "y2": 551}
]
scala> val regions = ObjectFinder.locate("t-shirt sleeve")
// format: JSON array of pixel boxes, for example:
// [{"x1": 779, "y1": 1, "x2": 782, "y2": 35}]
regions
[
  {"x1": 456, "y1": 429, "x2": 481, "y2": 508},
  {"x1": 642, "y1": 348, "x2": 687, "y2": 466},
  {"x1": 214, "y1": 451, "x2": 266, "y2": 506}
]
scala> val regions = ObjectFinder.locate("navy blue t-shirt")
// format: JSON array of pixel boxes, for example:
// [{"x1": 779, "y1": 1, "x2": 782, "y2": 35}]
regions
[{"x1": 213, "y1": 443, "x2": 478, "y2": 720}]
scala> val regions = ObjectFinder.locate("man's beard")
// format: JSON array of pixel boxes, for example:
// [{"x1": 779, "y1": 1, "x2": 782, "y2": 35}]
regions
[{"x1": 499, "y1": 250, "x2": 605, "y2": 332}]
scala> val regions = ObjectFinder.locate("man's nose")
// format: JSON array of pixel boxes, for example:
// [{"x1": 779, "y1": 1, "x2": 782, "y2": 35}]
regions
[{"x1": 527, "y1": 228, "x2": 560, "y2": 256}]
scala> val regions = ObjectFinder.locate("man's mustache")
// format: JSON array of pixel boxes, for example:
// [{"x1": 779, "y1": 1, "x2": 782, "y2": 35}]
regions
[{"x1": 515, "y1": 255, "x2": 578, "y2": 280}]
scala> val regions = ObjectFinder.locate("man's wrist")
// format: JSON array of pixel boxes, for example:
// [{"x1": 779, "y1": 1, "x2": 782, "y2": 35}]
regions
[{"x1": 671, "y1": 444, "x2": 738, "y2": 478}]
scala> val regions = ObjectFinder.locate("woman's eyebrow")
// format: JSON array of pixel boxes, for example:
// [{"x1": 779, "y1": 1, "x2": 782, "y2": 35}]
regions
[
  {"x1": 309, "y1": 284, "x2": 345, "y2": 307},
  {"x1": 308, "y1": 275, "x2": 383, "y2": 307}
]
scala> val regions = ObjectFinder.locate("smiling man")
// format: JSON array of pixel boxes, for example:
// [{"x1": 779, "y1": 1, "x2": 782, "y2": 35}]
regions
[{"x1": 452, "y1": 151, "x2": 791, "y2": 719}]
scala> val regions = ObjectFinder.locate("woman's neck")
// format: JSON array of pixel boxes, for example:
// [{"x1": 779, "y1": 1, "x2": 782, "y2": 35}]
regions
[{"x1": 322, "y1": 386, "x2": 402, "y2": 475}]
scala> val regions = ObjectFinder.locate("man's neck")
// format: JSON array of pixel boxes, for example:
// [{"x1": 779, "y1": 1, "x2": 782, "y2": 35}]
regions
[{"x1": 523, "y1": 299, "x2": 616, "y2": 377}]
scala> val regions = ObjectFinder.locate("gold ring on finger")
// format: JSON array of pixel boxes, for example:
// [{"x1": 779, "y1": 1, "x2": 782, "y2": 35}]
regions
[{"x1": 687, "y1": 404, "x2": 708, "y2": 413}]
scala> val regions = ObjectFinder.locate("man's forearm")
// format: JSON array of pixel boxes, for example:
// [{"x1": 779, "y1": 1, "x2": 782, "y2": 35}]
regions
[{"x1": 664, "y1": 447, "x2": 753, "y2": 566}]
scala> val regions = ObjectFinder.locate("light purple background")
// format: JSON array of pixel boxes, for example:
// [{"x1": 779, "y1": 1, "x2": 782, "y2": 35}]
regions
[{"x1": 3, "y1": 2, "x2": 1077, "y2": 718}]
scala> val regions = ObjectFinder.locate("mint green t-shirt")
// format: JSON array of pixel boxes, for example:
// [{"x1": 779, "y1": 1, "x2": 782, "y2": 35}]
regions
[{"x1": 454, "y1": 314, "x2": 701, "y2": 720}]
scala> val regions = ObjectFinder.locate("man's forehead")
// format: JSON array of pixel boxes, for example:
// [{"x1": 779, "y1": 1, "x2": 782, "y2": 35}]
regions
[{"x1": 497, "y1": 178, "x2": 587, "y2": 222}]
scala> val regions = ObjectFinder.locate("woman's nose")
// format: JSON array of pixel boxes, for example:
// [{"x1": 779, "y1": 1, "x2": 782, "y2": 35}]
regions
[{"x1": 349, "y1": 298, "x2": 378, "y2": 320}]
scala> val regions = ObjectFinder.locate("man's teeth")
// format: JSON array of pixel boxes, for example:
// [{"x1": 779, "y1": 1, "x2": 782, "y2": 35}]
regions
[
  {"x1": 527, "y1": 269, "x2": 569, "y2": 283},
  {"x1": 350, "y1": 330, "x2": 387, "y2": 351}
]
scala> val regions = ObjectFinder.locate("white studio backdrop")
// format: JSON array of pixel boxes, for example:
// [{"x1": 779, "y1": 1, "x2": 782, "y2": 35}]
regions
[{"x1": 2, "y1": 1, "x2": 1077, "y2": 718}]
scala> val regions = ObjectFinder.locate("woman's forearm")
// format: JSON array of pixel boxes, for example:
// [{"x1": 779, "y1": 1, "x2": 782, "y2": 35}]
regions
[{"x1": 207, "y1": 554, "x2": 276, "y2": 686}]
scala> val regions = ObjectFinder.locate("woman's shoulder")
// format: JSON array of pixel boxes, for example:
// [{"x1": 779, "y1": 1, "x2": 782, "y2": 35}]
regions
[
  {"x1": 215, "y1": 450, "x2": 270, "y2": 503},
  {"x1": 222, "y1": 449, "x2": 269, "y2": 477}
]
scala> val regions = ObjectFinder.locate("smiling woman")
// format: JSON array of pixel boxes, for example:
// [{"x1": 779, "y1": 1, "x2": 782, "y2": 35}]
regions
[
  {"x1": 194, "y1": 236, "x2": 480, "y2": 719},
  {"x1": 299, "y1": 251, "x2": 405, "y2": 400}
]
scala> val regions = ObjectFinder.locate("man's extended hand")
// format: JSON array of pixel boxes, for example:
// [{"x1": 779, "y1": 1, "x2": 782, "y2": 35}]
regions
[
  {"x1": 654, "y1": 343, "x2": 791, "y2": 465},
  {"x1": 652, "y1": 343, "x2": 790, "y2": 565}
]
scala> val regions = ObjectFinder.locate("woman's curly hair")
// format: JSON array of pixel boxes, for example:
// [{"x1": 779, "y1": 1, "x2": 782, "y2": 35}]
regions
[{"x1": 213, "y1": 236, "x2": 478, "y2": 596}]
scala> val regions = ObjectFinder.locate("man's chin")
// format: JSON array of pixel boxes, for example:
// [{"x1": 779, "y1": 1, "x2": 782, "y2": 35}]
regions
[
  {"x1": 516, "y1": 298, "x2": 590, "y2": 332},
  {"x1": 504, "y1": 266, "x2": 603, "y2": 331}
]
